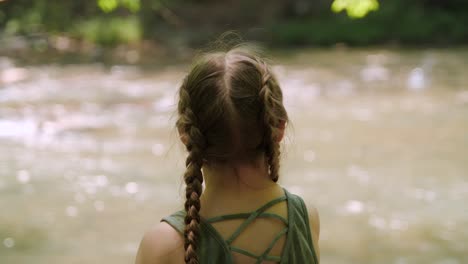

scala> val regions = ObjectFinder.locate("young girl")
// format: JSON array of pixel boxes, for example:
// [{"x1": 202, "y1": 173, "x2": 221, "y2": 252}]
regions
[{"x1": 136, "y1": 47, "x2": 320, "y2": 264}]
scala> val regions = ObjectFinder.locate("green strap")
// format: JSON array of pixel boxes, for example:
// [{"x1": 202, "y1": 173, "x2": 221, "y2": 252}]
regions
[
  {"x1": 229, "y1": 227, "x2": 288, "y2": 263},
  {"x1": 230, "y1": 246, "x2": 282, "y2": 262},
  {"x1": 225, "y1": 196, "x2": 287, "y2": 245},
  {"x1": 206, "y1": 212, "x2": 288, "y2": 225},
  {"x1": 203, "y1": 195, "x2": 288, "y2": 262},
  {"x1": 264, "y1": 255, "x2": 282, "y2": 262},
  {"x1": 256, "y1": 227, "x2": 289, "y2": 264},
  {"x1": 230, "y1": 246, "x2": 260, "y2": 259}
]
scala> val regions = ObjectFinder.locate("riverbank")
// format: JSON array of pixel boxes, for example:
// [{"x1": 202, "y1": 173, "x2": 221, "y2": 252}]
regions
[{"x1": 3, "y1": 33, "x2": 468, "y2": 69}]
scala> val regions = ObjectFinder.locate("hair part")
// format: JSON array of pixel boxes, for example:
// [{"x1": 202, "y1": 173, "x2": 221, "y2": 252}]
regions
[{"x1": 176, "y1": 46, "x2": 288, "y2": 263}]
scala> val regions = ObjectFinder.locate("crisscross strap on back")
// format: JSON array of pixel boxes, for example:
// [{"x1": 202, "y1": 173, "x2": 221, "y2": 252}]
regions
[{"x1": 205, "y1": 196, "x2": 288, "y2": 263}]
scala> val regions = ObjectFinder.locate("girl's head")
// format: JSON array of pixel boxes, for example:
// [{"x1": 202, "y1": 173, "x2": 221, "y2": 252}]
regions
[{"x1": 176, "y1": 46, "x2": 288, "y2": 264}]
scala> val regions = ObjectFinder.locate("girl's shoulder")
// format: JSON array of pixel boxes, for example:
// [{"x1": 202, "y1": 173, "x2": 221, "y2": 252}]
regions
[
  {"x1": 161, "y1": 210, "x2": 186, "y2": 234},
  {"x1": 283, "y1": 188, "x2": 318, "y2": 220},
  {"x1": 135, "y1": 220, "x2": 184, "y2": 264},
  {"x1": 284, "y1": 188, "x2": 320, "y2": 262}
]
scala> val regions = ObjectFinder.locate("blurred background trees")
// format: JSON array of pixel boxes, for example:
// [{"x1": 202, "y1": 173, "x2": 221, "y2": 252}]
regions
[{"x1": 0, "y1": 0, "x2": 467, "y2": 47}]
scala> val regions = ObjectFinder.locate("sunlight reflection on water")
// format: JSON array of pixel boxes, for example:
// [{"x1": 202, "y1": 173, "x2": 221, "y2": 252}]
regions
[{"x1": 1, "y1": 48, "x2": 468, "y2": 264}]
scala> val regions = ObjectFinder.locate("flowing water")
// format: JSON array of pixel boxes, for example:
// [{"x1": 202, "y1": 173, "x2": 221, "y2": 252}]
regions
[{"x1": 0, "y1": 48, "x2": 467, "y2": 264}]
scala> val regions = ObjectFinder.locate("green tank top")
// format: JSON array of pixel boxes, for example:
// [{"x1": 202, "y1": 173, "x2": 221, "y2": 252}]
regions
[{"x1": 161, "y1": 188, "x2": 318, "y2": 264}]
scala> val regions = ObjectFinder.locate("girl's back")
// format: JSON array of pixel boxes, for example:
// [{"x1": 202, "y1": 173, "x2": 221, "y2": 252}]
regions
[{"x1": 136, "y1": 47, "x2": 320, "y2": 264}]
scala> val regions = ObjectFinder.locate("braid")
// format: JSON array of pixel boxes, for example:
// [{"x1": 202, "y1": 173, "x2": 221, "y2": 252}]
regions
[
  {"x1": 178, "y1": 87, "x2": 206, "y2": 264},
  {"x1": 175, "y1": 49, "x2": 289, "y2": 263},
  {"x1": 258, "y1": 62, "x2": 284, "y2": 182}
]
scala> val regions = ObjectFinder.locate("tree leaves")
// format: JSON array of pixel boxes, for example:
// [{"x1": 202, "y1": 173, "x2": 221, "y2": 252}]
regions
[
  {"x1": 331, "y1": 0, "x2": 379, "y2": 19},
  {"x1": 97, "y1": 0, "x2": 141, "y2": 13}
]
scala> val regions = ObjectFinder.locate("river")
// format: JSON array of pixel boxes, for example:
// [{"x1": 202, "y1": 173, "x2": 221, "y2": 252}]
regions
[{"x1": 1, "y1": 48, "x2": 467, "y2": 264}]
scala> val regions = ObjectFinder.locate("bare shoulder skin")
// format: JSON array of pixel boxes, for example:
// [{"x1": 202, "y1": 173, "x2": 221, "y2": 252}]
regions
[
  {"x1": 307, "y1": 204, "x2": 320, "y2": 262},
  {"x1": 135, "y1": 222, "x2": 184, "y2": 264}
]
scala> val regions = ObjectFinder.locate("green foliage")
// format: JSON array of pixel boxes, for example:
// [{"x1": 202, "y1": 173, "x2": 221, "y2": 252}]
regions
[
  {"x1": 1, "y1": 0, "x2": 467, "y2": 47},
  {"x1": 74, "y1": 16, "x2": 141, "y2": 45},
  {"x1": 271, "y1": 0, "x2": 468, "y2": 46},
  {"x1": 97, "y1": 0, "x2": 141, "y2": 13},
  {"x1": 271, "y1": 18, "x2": 384, "y2": 46},
  {"x1": 98, "y1": 0, "x2": 118, "y2": 13},
  {"x1": 331, "y1": 0, "x2": 379, "y2": 19}
]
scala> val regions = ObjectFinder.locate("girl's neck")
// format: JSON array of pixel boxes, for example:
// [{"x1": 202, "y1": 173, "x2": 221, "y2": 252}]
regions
[{"x1": 199, "y1": 156, "x2": 284, "y2": 217}]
